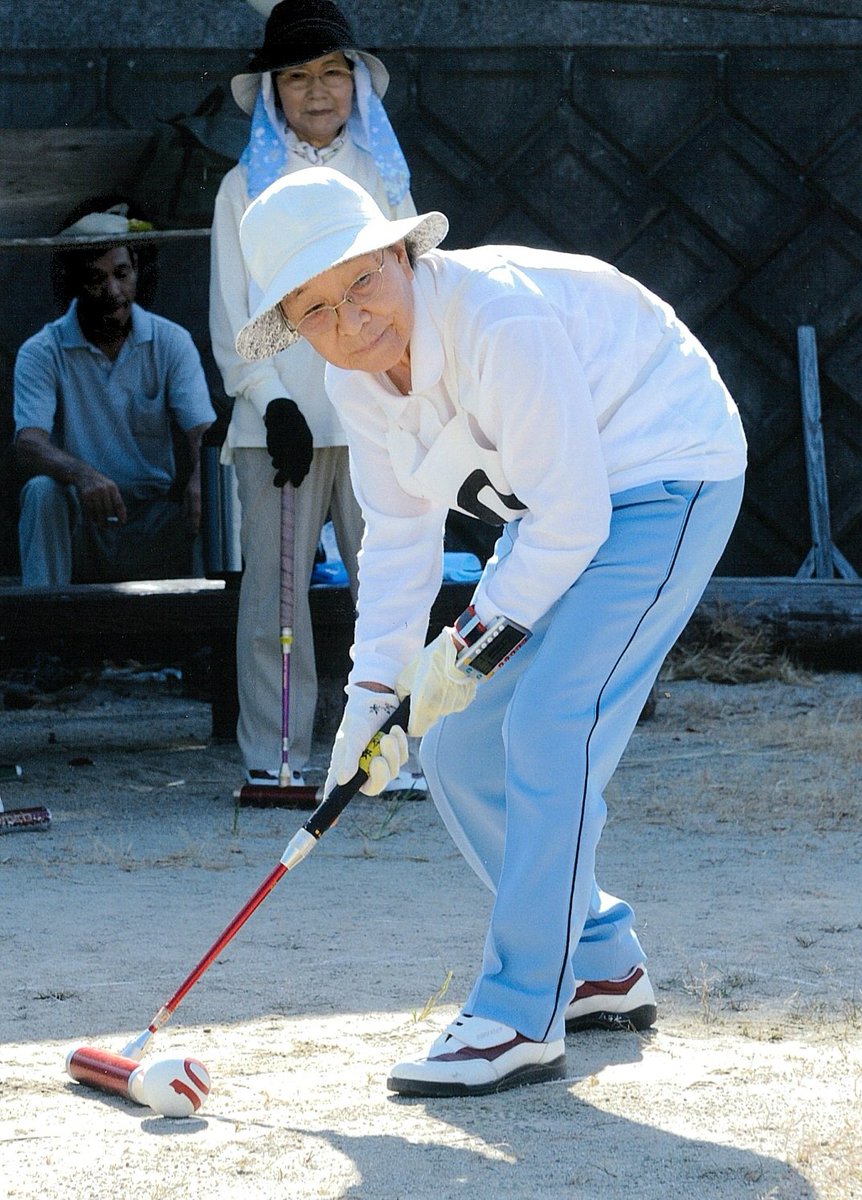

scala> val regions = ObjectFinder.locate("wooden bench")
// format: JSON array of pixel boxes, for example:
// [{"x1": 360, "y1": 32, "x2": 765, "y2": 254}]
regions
[
  {"x1": 0, "y1": 578, "x2": 242, "y2": 737},
  {"x1": 0, "y1": 577, "x2": 476, "y2": 739},
  {"x1": 1, "y1": 575, "x2": 860, "y2": 741},
  {"x1": 683, "y1": 577, "x2": 862, "y2": 664}
]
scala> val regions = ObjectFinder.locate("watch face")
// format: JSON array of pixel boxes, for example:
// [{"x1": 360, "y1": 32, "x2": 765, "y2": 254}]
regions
[{"x1": 457, "y1": 620, "x2": 529, "y2": 678}]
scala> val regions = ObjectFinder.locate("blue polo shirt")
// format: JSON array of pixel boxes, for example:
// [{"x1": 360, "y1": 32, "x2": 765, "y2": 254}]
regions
[{"x1": 13, "y1": 301, "x2": 215, "y2": 498}]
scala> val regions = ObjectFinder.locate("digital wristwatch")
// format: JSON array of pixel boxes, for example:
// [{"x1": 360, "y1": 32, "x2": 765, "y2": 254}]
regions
[{"x1": 452, "y1": 606, "x2": 531, "y2": 680}]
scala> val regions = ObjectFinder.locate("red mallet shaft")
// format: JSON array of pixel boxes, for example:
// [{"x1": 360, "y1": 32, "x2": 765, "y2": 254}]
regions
[
  {"x1": 66, "y1": 1046, "x2": 146, "y2": 1105},
  {"x1": 121, "y1": 861, "x2": 290, "y2": 1059},
  {"x1": 119, "y1": 697, "x2": 412, "y2": 1061}
]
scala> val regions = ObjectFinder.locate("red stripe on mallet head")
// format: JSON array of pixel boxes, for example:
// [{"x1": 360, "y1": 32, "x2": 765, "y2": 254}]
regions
[{"x1": 65, "y1": 1046, "x2": 146, "y2": 1105}]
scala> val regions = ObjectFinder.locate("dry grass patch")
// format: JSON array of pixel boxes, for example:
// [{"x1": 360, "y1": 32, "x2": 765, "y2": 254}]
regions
[{"x1": 663, "y1": 613, "x2": 810, "y2": 684}]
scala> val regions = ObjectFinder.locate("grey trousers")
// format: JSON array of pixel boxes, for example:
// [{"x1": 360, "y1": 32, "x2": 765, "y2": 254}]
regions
[
  {"x1": 18, "y1": 475, "x2": 194, "y2": 585},
  {"x1": 233, "y1": 446, "x2": 363, "y2": 773}
]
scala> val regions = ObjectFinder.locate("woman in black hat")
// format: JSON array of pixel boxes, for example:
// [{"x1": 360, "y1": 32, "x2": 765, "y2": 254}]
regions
[{"x1": 209, "y1": 1, "x2": 417, "y2": 793}]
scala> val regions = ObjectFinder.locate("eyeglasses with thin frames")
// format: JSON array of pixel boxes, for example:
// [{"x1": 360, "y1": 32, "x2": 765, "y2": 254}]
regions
[
  {"x1": 276, "y1": 65, "x2": 354, "y2": 93},
  {"x1": 282, "y1": 250, "x2": 387, "y2": 338}
]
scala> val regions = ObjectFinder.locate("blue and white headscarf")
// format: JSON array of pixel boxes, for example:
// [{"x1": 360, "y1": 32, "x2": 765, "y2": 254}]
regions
[{"x1": 240, "y1": 56, "x2": 410, "y2": 207}]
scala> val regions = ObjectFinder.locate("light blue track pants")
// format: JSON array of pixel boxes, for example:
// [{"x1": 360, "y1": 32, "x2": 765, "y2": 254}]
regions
[
  {"x1": 18, "y1": 475, "x2": 194, "y2": 585},
  {"x1": 421, "y1": 476, "x2": 745, "y2": 1043}
]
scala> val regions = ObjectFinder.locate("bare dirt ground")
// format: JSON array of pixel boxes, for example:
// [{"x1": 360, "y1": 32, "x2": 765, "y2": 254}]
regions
[{"x1": 1, "y1": 666, "x2": 860, "y2": 1200}]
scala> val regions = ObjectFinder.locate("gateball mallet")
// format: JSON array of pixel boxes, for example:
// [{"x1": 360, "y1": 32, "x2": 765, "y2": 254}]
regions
[
  {"x1": 67, "y1": 612, "x2": 531, "y2": 1096},
  {"x1": 234, "y1": 483, "x2": 319, "y2": 808},
  {"x1": 66, "y1": 697, "x2": 410, "y2": 1094}
]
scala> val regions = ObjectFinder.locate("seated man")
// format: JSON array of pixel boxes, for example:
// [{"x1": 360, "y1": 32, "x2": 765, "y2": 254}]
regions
[{"x1": 13, "y1": 232, "x2": 215, "y2": 585}]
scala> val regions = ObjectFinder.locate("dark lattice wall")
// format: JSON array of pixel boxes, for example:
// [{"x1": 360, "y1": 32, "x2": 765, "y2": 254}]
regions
[
  {"x1": 385, "y1": 45, "x2": 862, "y2": 577},
  {"x1": 1, "y1": 1, "x2": 860, "y2": 576}
]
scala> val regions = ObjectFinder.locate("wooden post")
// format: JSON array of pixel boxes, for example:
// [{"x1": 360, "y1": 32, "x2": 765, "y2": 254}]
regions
[{"x1": 795, "y1": 326, "x2": 858, "y2": 580}]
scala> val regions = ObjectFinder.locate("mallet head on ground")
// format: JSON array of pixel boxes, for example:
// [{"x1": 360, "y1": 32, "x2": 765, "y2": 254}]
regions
[
  {"x1": 0, "y1": 800, "x2": 51, "y2": 833},
  {"x1": 65, "y1": 1045, "x2": 146, "y2": 1105},
  {"x1": 233, "y1": 782, "x2": 320, "y2": 808}
]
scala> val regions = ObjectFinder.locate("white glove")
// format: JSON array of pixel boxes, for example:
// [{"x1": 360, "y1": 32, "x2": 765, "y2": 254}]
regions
[
  {"x1": 324, "y1": 684, "x2": 409, "y2": 797},
  {"x1": 396, "y1": 628, "x2": 478, "y2": 737}
]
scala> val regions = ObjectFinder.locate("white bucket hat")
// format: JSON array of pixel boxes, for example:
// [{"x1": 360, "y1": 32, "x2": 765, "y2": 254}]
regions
[{"x1": 236, "y1": 167, "x2": 448, "y2": 361}]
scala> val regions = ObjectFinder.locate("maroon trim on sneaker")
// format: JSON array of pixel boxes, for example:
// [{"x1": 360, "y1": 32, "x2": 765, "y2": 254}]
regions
[
  {"x1": 573, "y1": 967, "x2": 643, "y2": 1001},
  {"x1": 431, "y1": 1033, "x2": 532, "y2": 1063}
]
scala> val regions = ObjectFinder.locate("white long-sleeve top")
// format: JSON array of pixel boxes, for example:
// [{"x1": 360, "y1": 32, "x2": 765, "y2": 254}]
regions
[
  {"x1": 209, "y1": 139, "x2": 416, "y2": 461},
  {"x1": 325, "y1": 246, "x2": 748, "y2": 687}
]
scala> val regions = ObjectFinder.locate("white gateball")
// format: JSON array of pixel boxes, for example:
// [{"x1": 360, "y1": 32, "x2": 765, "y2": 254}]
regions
[{"x1": 135, "y1": 1054, "x2": 212, "y2": 1118}]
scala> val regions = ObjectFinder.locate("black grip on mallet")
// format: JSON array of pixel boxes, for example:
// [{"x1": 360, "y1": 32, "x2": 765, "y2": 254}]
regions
[{"x1": 302, "y1": 696, "x2": 411, "y2": 840}]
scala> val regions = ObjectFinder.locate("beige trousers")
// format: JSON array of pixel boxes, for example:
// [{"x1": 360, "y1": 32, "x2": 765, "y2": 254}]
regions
[{"x1": 233, "y1": 446, "x2": 363, "y2": 772}]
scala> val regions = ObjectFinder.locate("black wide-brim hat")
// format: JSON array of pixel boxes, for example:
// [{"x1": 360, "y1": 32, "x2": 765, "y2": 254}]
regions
[{"x1": 231, "y1": 0, "x2": 389, "y2": 115}]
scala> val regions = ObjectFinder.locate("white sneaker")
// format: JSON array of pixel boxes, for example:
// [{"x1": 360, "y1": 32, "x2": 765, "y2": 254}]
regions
[
  {"x1": 244, "y1": 768, "x2": 307, "y2": 788},
  {"x1": 382, "y1": 768, "x2": 428, "y2": 794},
  {"x1": 564, "y1": 965, "x2": 657, "y2": 1033},
  {"x1": 387, "y1": 1013, "x2": 566, "y2": 1097}
]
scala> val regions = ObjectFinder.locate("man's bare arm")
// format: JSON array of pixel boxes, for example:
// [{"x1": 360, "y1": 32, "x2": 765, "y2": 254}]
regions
[
  {"x1": 181, "y1": 421, "x2": 212, "y2": 535},
  {"x1": 15, "y1": 427, "x2": 127, "y2": 526}
]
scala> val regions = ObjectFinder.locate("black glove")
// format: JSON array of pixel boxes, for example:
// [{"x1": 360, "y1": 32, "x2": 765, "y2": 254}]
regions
[{"x1": 264, "y1": 398, "x2": 314, "y2": 488}]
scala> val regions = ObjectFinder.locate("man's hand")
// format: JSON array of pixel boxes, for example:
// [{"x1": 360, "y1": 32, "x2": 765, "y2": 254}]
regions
[
  {"x1": 15, "y1": 427, "x2": 126, "y2": 527},
  {"x1": 73, "y1": 464, "x2": 127, "y2": 527},
  {"x1": 264, "y1": 398, "x2": 313, "y2": 488},
  {"x1": 396, "y1": 629, "x2": 478, "y2": 737},
  {"x1": 324, "y1": 684, "x2": 409, "y2": 797}
]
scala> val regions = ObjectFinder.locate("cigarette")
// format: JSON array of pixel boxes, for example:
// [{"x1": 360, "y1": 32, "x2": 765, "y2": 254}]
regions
[{"x1": 106, "y1": 516, "x2": 120, "y2": 524}]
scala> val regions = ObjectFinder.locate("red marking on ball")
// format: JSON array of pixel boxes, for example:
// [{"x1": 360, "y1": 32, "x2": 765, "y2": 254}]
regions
[{"x1": 138, "y1": 1055, "x2": 212, "y2": 1118}]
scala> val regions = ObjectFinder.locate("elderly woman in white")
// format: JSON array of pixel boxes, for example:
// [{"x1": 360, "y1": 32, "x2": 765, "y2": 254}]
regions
[{"x1": 235, "y1": 167, "x2": 747, "y2": 1099}]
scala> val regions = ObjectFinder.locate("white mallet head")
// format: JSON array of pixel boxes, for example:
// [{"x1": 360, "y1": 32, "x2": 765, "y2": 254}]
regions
[{"x1": 129, "y1": 1055, "x2": 211, "y2": 1118}]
